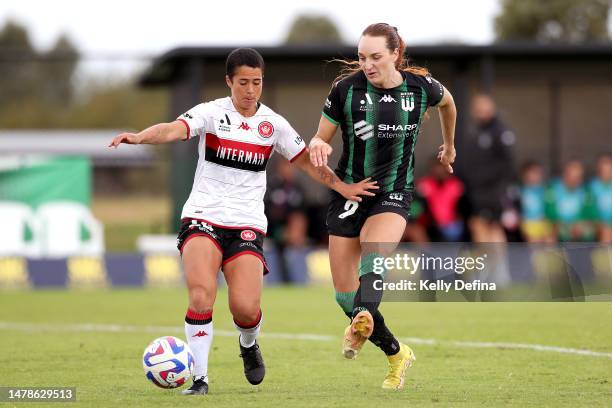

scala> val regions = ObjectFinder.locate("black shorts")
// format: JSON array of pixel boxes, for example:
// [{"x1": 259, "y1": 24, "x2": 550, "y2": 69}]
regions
[
  {"x1": 177, "y1": 218, "x2": 270, "y2": 274},
  {"x1": 326, "y1": 190, "x2": 413, "y2": 238}
]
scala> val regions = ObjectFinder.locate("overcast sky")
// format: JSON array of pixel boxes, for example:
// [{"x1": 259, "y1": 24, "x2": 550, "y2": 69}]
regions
[{"x1": 0, "y1": 0, "x2": 501, "y2": 79}]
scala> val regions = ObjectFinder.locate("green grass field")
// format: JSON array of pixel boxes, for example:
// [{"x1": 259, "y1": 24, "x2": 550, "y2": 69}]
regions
[{"x1": 1, "y1": 287, "x2": 611, "y2": 407}]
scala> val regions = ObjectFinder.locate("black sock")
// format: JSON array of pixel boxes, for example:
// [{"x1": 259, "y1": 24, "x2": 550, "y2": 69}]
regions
[
  {"x1": 368, "y1": 310, "x2": 400, "y2": 356},
  {"x1": 351, "y1": 272, "x2": 384, "y2": 318}
]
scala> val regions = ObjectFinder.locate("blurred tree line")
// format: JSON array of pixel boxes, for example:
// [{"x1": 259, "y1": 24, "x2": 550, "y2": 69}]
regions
[
  {"x1": 0, "y1": 20, "x2": 167, "y2": 130},
  {"x1": 495, "y1": 0, "x2": 611, "y2": 43}
]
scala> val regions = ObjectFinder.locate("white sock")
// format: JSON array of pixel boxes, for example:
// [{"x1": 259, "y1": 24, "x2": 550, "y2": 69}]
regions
[
  {"x1": 185, "y1": 310, "x2": 214, "y2": 381},
  {"x1": 234, "y1": 311, "x2": 262, "y2": 348}
]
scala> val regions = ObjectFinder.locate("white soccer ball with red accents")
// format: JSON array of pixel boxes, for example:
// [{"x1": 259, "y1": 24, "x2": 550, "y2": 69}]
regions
[{"x1": 142, "y1": 336, "x2": 194, "y2": 389}]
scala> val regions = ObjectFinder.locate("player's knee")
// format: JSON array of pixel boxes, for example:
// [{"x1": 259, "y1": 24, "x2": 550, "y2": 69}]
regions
[
  {"x1": 188, "y1": 286, "x2": 214, "y2": 313},
  {"x1": 232, "y1": 306, "x2": 261, "y2": 327},
  {"x1": 229, "y1": 294, "x2": 259, "y2": 321}
]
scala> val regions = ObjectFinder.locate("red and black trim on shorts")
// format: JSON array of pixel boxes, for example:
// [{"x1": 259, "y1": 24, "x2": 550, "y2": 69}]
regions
[{"x1": 177, "y1": 218, "x2": 270, "y2": 275}]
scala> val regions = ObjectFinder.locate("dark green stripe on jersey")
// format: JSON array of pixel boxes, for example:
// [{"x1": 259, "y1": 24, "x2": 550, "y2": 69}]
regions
[{"x1": 342, "y1": 85, "x2": 355, "y2": 183}]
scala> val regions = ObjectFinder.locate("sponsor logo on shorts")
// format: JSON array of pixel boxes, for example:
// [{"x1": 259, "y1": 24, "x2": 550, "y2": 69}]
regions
[
  {"x1": 190, "y1": 221, "x2": 219, "y2": 239},
  {"x1": 241, "y1": 230, "x2": 257, "y2": 241},
  {"x1": 239, "y1": 242, "x2": 257, "y2": 249},
  {"x1": 258, "y1": 121, "x2": 274, "y2": 138},
  {"x1": 381, "y1": 201, "x2": 403, "y2": 208}
]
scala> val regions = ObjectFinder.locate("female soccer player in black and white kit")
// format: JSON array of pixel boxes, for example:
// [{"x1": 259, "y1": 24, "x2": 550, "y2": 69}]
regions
[
  {"x1": 109, "y1": 48, "x2": 377, "y2": 395},
  {"x1": 309, "y1": 23, "x2": 457, "y2": 390}
]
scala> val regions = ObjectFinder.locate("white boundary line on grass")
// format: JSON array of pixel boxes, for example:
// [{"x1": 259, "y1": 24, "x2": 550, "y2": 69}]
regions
[{"x1": 1, "y1": 321, "x2": 611, "y2": 359}]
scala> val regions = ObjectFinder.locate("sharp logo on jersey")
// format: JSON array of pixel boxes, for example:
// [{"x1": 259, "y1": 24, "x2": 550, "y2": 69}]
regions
[
  {"x1": 378, "y1": 123, "x2": 418, "y2": 131},
  {"x1": 205, "y1": 133, "x2": 273, "y2": 172},
  {"x1": 379, "y1": 94, "x2": 396, "y2": 103},
  {"x1": 354, "y1": 120, "x2": 374, "y2": 141},
  {"x1": 389, "y1": 193, "x2": 403, "y2": 201},
  {"x1": 258, "y1": 121, "x2": 274, "y2": 138},
  {"x1": 239, "y1": 122, "x2": 251, "y2": 131},
  {"x1": 241, "y1": 230, "x2": 256, "y2": 241},
  {"x1": 400, "y1": 92, "x2": 415, "y2": 112}
]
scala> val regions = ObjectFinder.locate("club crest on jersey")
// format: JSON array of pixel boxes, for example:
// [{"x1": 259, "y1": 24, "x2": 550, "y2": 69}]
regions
[
  {"x1": 241, "y1": 230, "x2": 257, "y2": 241},
  {"x1": 400, "y1": 92, "x2": 415, "y2": 112},
  {"x1": 258, "y1": 121, "x2": 274, "y2": 138}
]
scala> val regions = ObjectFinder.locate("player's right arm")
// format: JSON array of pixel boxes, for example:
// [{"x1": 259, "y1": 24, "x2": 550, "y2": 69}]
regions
[
  {"x1": 108, "y1": 121, "x2": 188, "y2": 147},
  {"x1": 309, "y1": 116, "x2": 337, "y2": 167},
  {"x1": 310, "y1": 81, "x2": 343, "y2": 167}
]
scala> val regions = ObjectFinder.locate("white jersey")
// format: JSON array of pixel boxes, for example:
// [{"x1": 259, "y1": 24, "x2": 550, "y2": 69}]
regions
[{"x1": 177, "y1": 97, "x2": 307, "y2": 233}]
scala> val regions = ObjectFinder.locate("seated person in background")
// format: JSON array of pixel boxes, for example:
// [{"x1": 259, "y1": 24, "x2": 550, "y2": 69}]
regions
[
  {"x1": 589, "y1": 153, "x2": 612, "y2": 243},
  {"x1": 417, "y1": 157, "x2": 465, "y2": 241},
  {"x1": 519, "y1": 161, "x2": 554, "y2": 243},
  {"x1": 545, "y1": 159, "x2": 596, "y2": 242}
]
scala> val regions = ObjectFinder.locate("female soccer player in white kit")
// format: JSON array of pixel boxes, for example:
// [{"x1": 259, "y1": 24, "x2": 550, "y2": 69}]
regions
[{"x1": 109, "y1": 48, "x2": 378, "y2": 395}]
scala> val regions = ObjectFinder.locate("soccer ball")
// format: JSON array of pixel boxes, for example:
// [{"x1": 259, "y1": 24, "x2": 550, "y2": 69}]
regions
[{"x1": 142, "y1": 336, "x2": 194, "y2": 389}]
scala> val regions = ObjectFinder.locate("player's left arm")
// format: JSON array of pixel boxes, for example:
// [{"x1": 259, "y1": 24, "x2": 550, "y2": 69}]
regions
[
  {"x1": 292, "y1": 151, "x2": 379, "y2": 202},
  {"x1": 435, "y1": 87, "x2": 457, "y2": 174}
]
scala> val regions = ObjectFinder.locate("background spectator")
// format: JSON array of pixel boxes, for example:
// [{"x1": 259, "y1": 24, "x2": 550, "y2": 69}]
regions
[
  {"x1": 457, "y1": 94, "x2": 516, "y2": 243},
  {"x1": 589, "y1": 153, "x2": 612, "y2": 243},
  {"x1": 519, "y1": 161, "x2": 554, "y2": 243},
  {"x1": 265, "y1": 159, "x2": 309, "y2": 282},
  {"x1": 545, "y1": 160, "x2": 595, "y2": 242},
  {"x1": 417, "y1": 157, "x2": 466, "y2": 241}
]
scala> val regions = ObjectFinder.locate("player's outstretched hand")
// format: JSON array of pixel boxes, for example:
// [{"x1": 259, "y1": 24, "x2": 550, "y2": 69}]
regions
[
  {"x1": 338, "y1": 177, "x2": 379, "y2": 202},
  {"x1": 309, "y1": 138, "x2": 333, "y2": 167},
  {"x1": 437, "y1": 144, "x2": 456, "y2": 174},
  {"x1": 108, "y1": 133, "x2": 141, "y2": 148}
]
